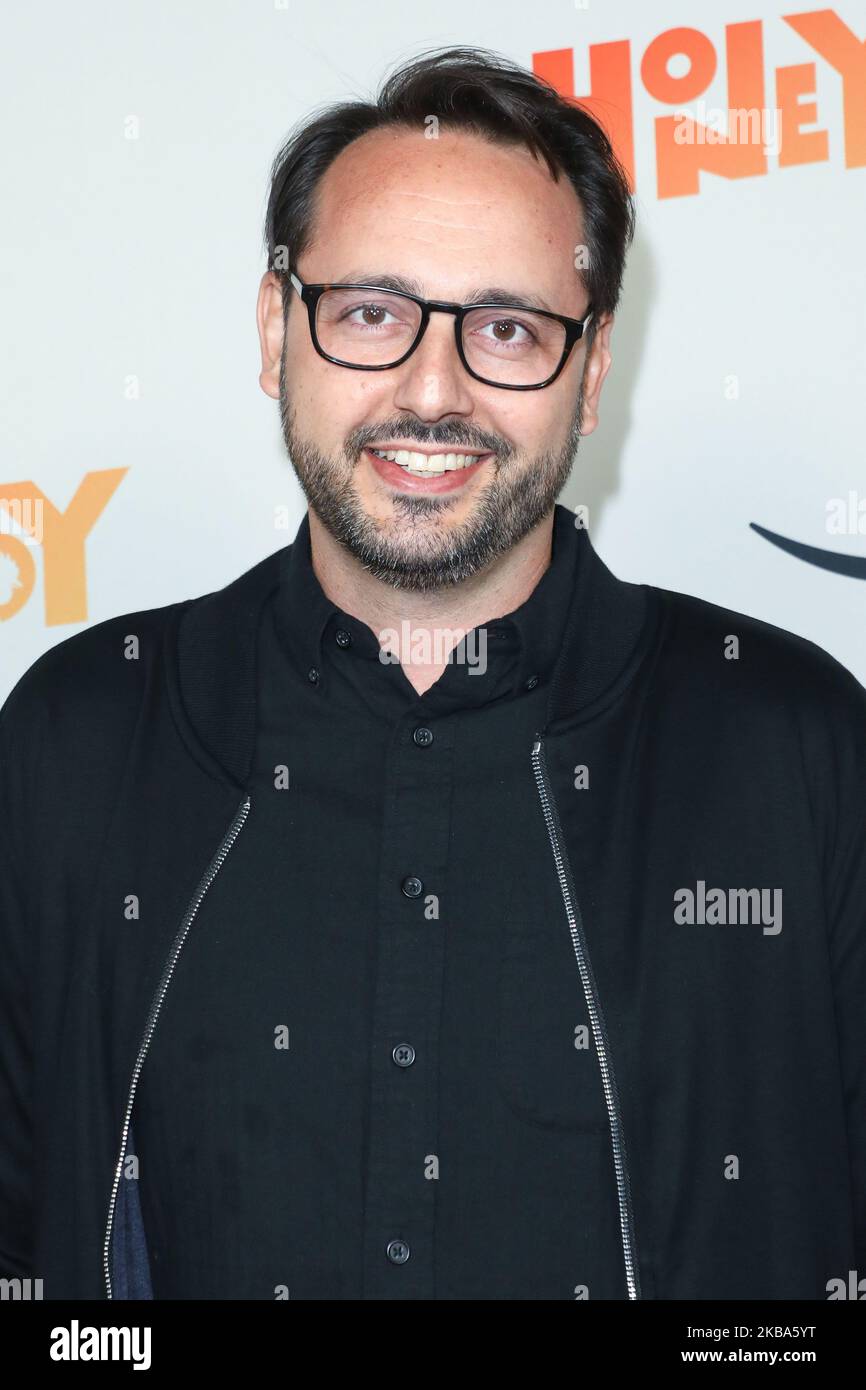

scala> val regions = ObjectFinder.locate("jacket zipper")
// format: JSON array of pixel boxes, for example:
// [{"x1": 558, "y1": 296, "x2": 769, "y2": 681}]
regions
[
  {"x1": 531, "y1": 736, "x2": 641, "y2": 1301},
  {"x1": 103, "y1": 793, "x2": 251, "y2": 1298}
]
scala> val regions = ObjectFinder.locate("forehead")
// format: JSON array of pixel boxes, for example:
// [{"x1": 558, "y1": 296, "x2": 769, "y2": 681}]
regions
[{"x1": 303, "y1": 126, "x2": 585, "y2": 303}]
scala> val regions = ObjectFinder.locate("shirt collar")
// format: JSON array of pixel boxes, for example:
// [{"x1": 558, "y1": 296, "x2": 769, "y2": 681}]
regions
[
  {"x1": 273, "y1": 503, "x2": 583, "y2": 700},
  {"x1": 173, "y1": 508, "x2": 650, "y2": 789}
]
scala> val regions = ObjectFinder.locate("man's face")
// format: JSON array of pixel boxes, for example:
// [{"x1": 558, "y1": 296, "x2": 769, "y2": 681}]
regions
[{"x1": 258, "y1": 126, "x2": 613, "y2": 591}]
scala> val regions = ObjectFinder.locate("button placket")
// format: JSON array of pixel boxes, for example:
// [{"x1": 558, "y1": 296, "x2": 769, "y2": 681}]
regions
[{"x1": 362, "y1": 714, "x2": 454, "y2": 1297}]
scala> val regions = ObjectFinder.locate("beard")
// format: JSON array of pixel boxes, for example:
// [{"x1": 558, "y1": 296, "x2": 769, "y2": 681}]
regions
[{"x1": 279, "y1": 352, "x2": 585, "y2": 593}]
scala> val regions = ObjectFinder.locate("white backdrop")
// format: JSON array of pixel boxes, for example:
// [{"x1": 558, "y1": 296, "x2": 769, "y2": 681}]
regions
[{"x1": 2, "y1": 0, "x2": 865, "y2": 703}]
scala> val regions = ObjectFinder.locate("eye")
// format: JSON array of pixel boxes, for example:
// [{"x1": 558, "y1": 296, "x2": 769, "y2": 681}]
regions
[
  {"x1": 345, "y1": 302, "x2": 400, "y2": 328},
  {"x1": 468, "y1": 314, "x2": 541, "y2": 352},
  {"x1": 323, "y1": 294, "x2": 416, "y2": 333},
  {"x1": 492, "y1": 318, "x2": 532, "y2": 341}
]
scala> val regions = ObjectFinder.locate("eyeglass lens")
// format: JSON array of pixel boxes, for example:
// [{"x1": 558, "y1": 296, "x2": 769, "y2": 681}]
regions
[{"x1": 315, "y1": 287, "x2": 568, "y2": 386}]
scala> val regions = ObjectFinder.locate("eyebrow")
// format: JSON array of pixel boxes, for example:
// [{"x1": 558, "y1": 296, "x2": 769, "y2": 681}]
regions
[{"x1": 330, "y1": 271, "x2": 556, "y2": 314}]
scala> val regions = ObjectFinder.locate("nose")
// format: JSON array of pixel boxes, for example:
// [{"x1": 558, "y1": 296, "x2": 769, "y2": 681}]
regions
[{"x1": 391, "y1": 311, "x2": 477, "y2": 421}]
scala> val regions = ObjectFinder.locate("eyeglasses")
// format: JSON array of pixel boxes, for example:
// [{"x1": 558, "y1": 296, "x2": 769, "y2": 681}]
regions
[{"x1": 284, "y1": 268, "x2": 593, "y2": 391}]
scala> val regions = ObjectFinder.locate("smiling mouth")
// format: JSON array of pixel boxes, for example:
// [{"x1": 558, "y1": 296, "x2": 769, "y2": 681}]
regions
[{"x1": 367, "y1": 447, "x2": 490, "y2": 478}]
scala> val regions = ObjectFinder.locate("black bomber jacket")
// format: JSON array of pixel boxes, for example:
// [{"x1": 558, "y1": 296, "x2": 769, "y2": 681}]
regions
[{"x1": 1, "y1": 510, "x2": 865, "y2": 1300}]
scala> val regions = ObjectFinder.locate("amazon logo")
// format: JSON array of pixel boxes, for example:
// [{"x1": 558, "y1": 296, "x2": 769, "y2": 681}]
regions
[{"x1": 751, "y1": 526, "x2": 866, "y2": 579}]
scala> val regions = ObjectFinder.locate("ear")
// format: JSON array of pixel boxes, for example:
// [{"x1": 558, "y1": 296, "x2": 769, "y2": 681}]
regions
[
  {"x1": 578, "y1": 312, "x2": 614, "y2": 436},
  {"x1": 256, "y1": 271, "x2": 285, "y2": 401}
]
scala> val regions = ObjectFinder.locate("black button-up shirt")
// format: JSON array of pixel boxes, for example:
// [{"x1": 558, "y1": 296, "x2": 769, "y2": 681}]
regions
[{"x1": 134, "y1": 505, "x2": 626, "y2": 1299}]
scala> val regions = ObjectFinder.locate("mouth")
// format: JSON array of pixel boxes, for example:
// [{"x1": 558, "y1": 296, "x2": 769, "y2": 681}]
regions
[{"x1": 363, "y1": 445, "x2": 493, "y2": 493}]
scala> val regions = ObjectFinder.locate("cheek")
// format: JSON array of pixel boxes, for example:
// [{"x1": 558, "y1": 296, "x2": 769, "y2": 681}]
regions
[
  {"x1": 535, "y1": 381, "x2": 581, "y2": 446},
  {"x1": 283, "y1": 347, "x2": 337, "y2": 412},
  {"x1": 290, "y1": 362, "x2": 390, "y2": 451},
  {"x1": 494, "y1": 400, "x2": 562, "y2": 457}
]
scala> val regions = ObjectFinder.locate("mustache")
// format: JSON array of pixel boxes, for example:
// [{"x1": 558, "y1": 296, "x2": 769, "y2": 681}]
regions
[{"x1": 352, "y1": 425, "x2": 510, "y2": 457}]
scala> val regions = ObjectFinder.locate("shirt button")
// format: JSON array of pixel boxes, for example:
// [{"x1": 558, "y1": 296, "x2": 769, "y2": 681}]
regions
[
  {"x1": 307, "y1": 667, "x2": 320, "y2": 685},
  {"x1": 335, "y1": 629, "x2": 352, "y2": 648},
  {"x1": 401, "y1": 876, "x2": 423, "y2": 898},
  {"x1": 386, "y1": 1239, "x2": 410, "y2": 1264},
  {"x1": 392, "y1": 1043, "x2": 416, "y2": 1067},
  {"x1": 525, "y1": 674, "x2": 539, "y2": 690},
  {"x1": 412, "y1": 726, "x2": 434, "y2": 747}
]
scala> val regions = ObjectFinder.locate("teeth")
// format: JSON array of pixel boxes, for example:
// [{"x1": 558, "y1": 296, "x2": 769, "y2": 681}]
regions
[{"x1": 369, "y1": 448, "x2": 484, "y2": 476}]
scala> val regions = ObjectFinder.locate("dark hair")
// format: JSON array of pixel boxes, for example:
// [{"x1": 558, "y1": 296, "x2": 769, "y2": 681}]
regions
[{"x1": 263, "y1": 45, "x2": 635, "y2": 351}]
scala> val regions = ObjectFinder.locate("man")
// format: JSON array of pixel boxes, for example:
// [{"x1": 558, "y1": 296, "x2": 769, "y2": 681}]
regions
[{"x1": 1, "y1": 46, "x2": 864, "y2": 1302}]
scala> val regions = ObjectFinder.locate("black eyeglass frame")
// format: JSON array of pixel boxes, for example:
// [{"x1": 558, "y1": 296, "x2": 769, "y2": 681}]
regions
[{"x1": 284, "y1": 268, "x2": 594, "y2": 391}]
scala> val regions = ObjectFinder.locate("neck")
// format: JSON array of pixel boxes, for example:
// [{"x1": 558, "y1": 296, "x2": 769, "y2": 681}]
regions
[{"x1": 306, "y1": 509, "x2": 555, "y2": 695}]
